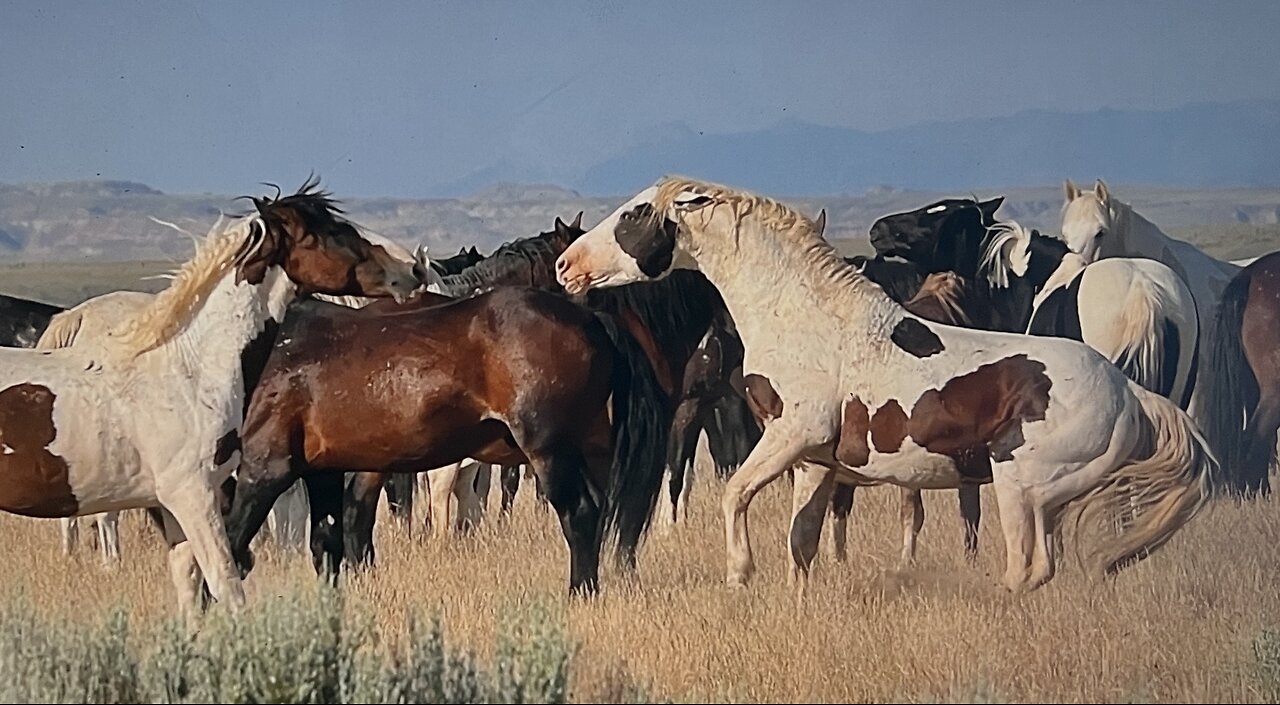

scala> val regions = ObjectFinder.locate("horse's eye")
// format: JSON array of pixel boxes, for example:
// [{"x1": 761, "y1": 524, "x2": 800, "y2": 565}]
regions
[{"x1": 1096, "y1": 229, "x2": 1107, "y2": 239}]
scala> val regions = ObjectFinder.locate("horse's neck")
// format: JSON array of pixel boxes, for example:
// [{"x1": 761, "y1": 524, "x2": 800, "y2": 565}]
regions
[
  {"x1": 168, "y1": 268, "x2": 296, "y2": 407},
  {"x1": 1116, "y1": 203, "x2": 1236, "y2": 276},
  {"x1": 690, "y1": 218, "x2": 896, "y2": 368},
  {"x1": 1024, "y1": 234, "x2": 1071, "y2": 292}
]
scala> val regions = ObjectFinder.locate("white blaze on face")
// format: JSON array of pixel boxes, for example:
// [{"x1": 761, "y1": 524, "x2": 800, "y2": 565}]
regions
[{"x1": 556, "y1": 187, "x2": 660, "y2": 294}]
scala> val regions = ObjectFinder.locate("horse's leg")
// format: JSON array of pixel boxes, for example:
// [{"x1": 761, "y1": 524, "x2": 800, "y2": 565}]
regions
[
  {"x1": 99, "y1": 510, "x2": 121, "y2": 566},
  {"x1": 472, "y1": 463, "x2": 492, "y2": 526},
  {"x1": 659, "y1": 397, "x2": 707, "y2": 534},
  {"x1": 428, "y1": 462, "x2": 462, "y2": 539},
  {"x1": 1027, "y1": 501, "x2": 1058, "y2": 589},
  {"x1": 154, "y1": 507, "x2": 205, "y2": 626},
  {"x1": 342, "y1": 471, "x2": 386, "y2": 570},
  {"x1": 723, "y1": 419, "x2": 815, "y2": 589},
  {"x1": 454, "y1": 461, "x2": 482, "y2": 533},
  {"x1": 499, "y1": 465, "x2": 521, "y2": 516},
  {"x1": 223, "y1": 457, "x2": 299, "y2": 580},
  {"x1": 60, "y1": 516, "x2": 78, "y2": 557},
  {"x1": 1242, "y1": 392, "x2": 1280, "y2": 497},
  {"x1": 533, "y1": 445, "x2": 602, "y2": 596},
  {"x1": 959, "y1": 485, "x2": 982, "y2": 562},
  {"x1": 992, "y1": 471, "x2": 1035, "y2": 593},
  {"x1": 154, "y1": 466, "x2": 246, "y2": 611},
  {"x1": 828, "y1": 483, "x2": 854, "y2": 562},
  {"x1": 788, "y1": 462, "x2": 834, "y2": 593},
  {"x1": 383, "y1": 471, "x2": 416, "y2": 533},
  {"x1": 899, "y1": 487, "x2": 925, "y2": 567},
  {"x1": 304, "y1": 471, "x2": 345, "y2": 583}
]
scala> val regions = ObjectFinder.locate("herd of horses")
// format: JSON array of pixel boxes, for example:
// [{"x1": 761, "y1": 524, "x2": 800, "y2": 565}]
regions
[{"x1": 0, "y1": 173, "x2": 1277, "y2": 619}]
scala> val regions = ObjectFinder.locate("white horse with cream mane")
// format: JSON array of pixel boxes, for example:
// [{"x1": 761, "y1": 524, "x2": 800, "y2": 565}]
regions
[
  {"x1": 0, "y1": 183, "x2": 419, "y2": 619},
  {"x1": 1059, "y1": 180, "x2": 1253, "y2": 485},
  {"x1": 556, "y1": 175, "x2": 1220, "y2": 594}
]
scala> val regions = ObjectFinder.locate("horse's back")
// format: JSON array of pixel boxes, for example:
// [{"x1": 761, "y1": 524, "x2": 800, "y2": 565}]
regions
[{"x1": 38, "y1": 290, "x2": 156, "y2": 350}]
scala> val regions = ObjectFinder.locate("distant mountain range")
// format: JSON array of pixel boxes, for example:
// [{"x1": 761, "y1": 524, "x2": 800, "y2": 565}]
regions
[{"x1": 561, "y1": 99, "x2": 1280, "y2": 197}]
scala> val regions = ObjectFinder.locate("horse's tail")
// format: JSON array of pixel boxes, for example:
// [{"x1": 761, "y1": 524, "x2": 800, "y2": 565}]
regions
[
  {"x1": 1202, "y1": 269, "x2": 1259, "y2": 494},
  {"x1": 35, "y1": 308, "x2": 86, "y2": 350},
  {"x1": 1108, "y1": 273, "x2": 1181, "y2": 399},
  {"x1": 1067, "y1": 383, "x2": 1220, "y2": 578},
  {"x1": 593, "y1": 312, "x2": 674, "y2": 568}
]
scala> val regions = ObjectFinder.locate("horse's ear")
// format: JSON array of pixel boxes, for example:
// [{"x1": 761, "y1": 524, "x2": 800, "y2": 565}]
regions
[
  {"x1": 979, "y1": 196, "x2": 1003, "y2": 221},
  {"x1": 1094, "y1": 179, "x2": 1110, "y2": 203},
  {"x1": 814, "y1": 208, "x2": 827, "y2": 235},
  {"x1": 571, "y1": 210, "x2": 583, "y2": 229},
  {"x1": 554, "y1": 216, "x2": 568, "y2": 234},
  {"x1": 1063, "y1": 179, "x2": 1080, "y2": 203}
]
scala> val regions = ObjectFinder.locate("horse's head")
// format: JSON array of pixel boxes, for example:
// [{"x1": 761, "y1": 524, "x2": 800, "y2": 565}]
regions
[
  {"x1": 1060, "y1": 178, "x2": 1116, "y2": 264},
  {"x1": 241, "y1": 176, "x2": 422, "y2": 303},
  {"x1": 555, "y1": 184, "x2": 707, "y2": 294},
  {"x1": 868, "y1": 196, "x2": 1003, "y2": 273}
]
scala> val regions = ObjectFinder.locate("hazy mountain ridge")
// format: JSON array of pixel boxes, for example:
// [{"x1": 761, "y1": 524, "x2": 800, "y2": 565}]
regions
[
  {"x1": 569, "y1": 99, "x2": 1280, "y2": 197},
  {"x1": 2, "y1": 179, "x2": 1280, "y2": 267}
]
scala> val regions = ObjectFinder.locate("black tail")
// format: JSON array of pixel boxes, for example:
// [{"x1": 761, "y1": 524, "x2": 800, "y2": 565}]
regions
[
  {"x1": 593, "y1": 311, "x2": 673, "y2": 568},
  {"x1": 1203, "y1": 270, "x2": 1259, "y2": 495},
  {"x1": 703, "y1": 392, "x2": 763, "y2": 480}
]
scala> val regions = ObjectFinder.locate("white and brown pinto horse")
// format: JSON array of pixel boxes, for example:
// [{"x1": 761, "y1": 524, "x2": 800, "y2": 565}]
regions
[
  {"x1": 0, "y1": 183, "x2": 419, "y2": 618},
  {"x1": 556, "y1": 176, "x2": 1220, "y2": 594}
]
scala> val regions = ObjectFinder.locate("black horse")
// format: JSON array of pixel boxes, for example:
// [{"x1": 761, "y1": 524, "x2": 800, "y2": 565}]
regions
[{"x1": 0, "y1": 293, "x2": 63, "y2": 348}]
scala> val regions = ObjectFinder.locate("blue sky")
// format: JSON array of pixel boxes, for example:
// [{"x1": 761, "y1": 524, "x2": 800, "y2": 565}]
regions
[{"x1": 3, "y1": 0, "x2": 1279, "y2": 198}]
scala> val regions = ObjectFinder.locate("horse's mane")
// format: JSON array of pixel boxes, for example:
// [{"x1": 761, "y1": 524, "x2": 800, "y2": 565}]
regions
[
  {"x1": 108, "y1": 213, "x2": 265, "y2": 358},
  {"x1": 979, "y1": 219, "x2": 1034, "y2": 289},
  {"x1": 436, "y1": 227, "x2": 576, "y2": 297},
  {"x1": 905, "y1": 271, "x2": 972, "y2": 326},
  {"x1": 587, "y1": 270, "x2": 722, "y2": 362},
  {"x1": 651, "y1": 176, "x2": 886, "y2": 301}
]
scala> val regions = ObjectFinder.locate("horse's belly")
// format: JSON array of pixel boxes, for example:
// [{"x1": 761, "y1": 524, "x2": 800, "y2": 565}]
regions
[{"x1": 849, "y1": 446, "x2": 968, "y2": 489}]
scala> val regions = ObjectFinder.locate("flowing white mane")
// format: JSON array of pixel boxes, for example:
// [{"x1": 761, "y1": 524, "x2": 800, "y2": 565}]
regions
[
  {"x1": 650, "y1": 175, "x2": 887, "y2": 300},
  {"x1": 979, "y1": 219, "x2": 1034, "y2": 288},
  {"x1": 107, "y1": 213, "x2": 267, "y2": 358}
]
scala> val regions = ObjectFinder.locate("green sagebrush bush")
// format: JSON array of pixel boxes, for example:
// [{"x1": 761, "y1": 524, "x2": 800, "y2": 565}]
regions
[{"x1": 0, "y1": 584, "x2": 663, "y2": 704}]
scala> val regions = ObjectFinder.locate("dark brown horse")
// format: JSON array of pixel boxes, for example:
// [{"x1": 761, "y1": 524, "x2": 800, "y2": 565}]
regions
[
  {"x1": 337, "y1": 215, "x2": 760, "y2": 571},
  {"x1": 1203, "y1": 249, "x2": 1280, "y2": 497},
  {"x1": 221, "y1": 223, "x2": 678, "y2": 597}
]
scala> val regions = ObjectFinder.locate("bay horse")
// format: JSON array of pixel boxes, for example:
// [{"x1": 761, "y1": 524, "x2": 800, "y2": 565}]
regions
[
  {"x1": 0, "y1": 180, "x2": 420, "y2": 618},
  {"x1": 220, "y1": 222, "x2": 677, "y2": 598},
  {"x1": 556, "y1": 175, "x2": 1220, "y2": 595},
  {"x1": 1202, "y1": 251, "x2": 1280, "y2": 498},
  {"x1": 336, "y1": 214, "x2": 760, "y2": 572}
]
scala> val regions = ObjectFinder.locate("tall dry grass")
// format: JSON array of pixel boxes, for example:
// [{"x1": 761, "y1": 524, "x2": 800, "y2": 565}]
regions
[{"x1": 3, "y1": 442, "x2": 1280, "y2": 703}]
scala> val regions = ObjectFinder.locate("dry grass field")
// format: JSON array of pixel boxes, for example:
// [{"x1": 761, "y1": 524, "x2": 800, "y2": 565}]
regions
[
  {"x1": 1, "y1": 451, "x2": 1279, "y2": 703},
  {"x1": 4, "y1": 221, "x2": 1280, "y2": 702}
]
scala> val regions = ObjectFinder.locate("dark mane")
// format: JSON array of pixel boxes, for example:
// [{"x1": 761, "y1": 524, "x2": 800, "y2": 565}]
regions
[
  {"x1": 435, "y1": 221, "x2": 581, "y2": 297},
  {"x1": 586, "y1": 270, "x2": 722, "y2": 369}
]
